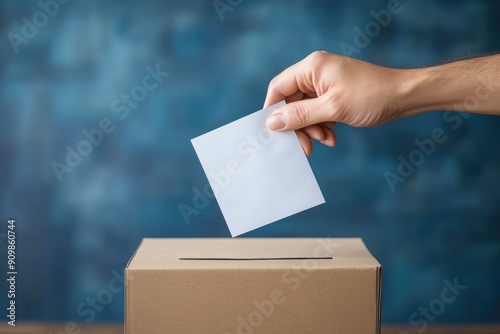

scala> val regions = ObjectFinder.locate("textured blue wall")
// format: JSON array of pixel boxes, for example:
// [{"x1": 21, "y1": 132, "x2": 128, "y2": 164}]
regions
[{"x1": 0, "y1": 0, "x2": 499, "y2": 325}]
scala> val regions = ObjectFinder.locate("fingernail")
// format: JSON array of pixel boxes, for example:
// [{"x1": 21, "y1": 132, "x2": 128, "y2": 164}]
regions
[
  {"x1": 320, "y1": 139, "x2": 332, "y2": 146},
  {"x1": 266, "y1": 113, "x2": 285, "y2": 130}
]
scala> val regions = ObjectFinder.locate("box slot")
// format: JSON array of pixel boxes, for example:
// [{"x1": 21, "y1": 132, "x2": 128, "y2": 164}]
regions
[{"x1": 178, "y1": 257, "x2": 333, "y2": 260}]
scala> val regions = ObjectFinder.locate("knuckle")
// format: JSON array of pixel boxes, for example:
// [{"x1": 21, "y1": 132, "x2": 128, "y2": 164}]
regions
[
  {"x1": 267, "y1": 76, "x2": 278, "y2": 90},
  {"x1": 290, "y1": 104, "x2": 309, "y2": 126},
  {"x1": 308, "y1": 51, "x2": 326, "y2": 64}
]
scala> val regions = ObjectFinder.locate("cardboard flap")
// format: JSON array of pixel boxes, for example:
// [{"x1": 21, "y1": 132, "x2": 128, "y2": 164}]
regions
[{"x1": 126, "y1": 238, "x2": 381, "y2": 270}]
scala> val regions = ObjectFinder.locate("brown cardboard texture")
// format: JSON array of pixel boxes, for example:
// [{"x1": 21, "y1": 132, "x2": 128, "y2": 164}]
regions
[{"x1": 125, "y1": 238, "x2": 382, "y2": 334}]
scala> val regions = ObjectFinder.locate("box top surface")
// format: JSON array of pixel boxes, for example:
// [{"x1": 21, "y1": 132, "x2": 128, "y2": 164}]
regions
[{"x1": 126, "y1": 238, "x2": 381, "y2": 270}]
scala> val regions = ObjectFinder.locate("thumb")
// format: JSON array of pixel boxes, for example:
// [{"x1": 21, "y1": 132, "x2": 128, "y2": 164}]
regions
[{"x1": 266, "y1": 96, "x2": 334, "y2": 131}]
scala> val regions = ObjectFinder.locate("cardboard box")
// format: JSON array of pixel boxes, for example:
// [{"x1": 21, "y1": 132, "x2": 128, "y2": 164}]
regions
[{"x1": 125, "y1": 238, "x2": 382, "y2": 334}]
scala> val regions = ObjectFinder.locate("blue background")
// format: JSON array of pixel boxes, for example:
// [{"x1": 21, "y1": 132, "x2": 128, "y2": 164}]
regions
[{"x1": 1, "y1": 0, "x2": 499, "y2": 326}]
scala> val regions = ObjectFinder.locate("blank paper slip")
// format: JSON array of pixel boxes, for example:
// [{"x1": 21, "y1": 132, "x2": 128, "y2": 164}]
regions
[{"x1": 191, "y1": 101, "x2": 325, "y2": 236}]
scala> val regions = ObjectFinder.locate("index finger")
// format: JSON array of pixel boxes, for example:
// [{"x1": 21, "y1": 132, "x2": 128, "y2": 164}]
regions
[{"x1": 263, "y1": 59, "x2": 315, "y2": 108}]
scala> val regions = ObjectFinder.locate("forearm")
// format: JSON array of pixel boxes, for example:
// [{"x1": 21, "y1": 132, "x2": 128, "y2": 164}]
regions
[{"x1": 393, "y1": 54, "x2": 500, "y2": 119}]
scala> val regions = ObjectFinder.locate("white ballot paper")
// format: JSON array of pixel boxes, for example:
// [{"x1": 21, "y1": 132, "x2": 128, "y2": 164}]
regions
[{"x1": 191, "y1": 101, "x2": 325, "y2": 236}]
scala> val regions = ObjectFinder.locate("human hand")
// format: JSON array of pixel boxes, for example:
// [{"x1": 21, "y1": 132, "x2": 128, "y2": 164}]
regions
[{"x1": 264, "y1": 51, "x2": 402, "y2": 155}]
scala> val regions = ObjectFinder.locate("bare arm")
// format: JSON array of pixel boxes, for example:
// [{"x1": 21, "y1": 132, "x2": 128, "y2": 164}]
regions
[{"x1": 394, "y1": 54, "x2": 500, "y2": 119}]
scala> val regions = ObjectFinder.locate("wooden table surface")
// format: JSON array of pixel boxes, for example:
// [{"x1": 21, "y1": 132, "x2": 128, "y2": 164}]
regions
[{"x1": 1, "y1": 324, "x2": 499, "y2": 333}]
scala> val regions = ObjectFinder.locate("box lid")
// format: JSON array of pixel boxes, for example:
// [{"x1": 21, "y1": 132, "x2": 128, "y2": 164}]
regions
[{"x1": 126, "y1": 238, "x2": 381, "y2": 270}]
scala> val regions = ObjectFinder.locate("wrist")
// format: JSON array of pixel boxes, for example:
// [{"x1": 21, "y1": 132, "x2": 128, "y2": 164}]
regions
[{"x1": 390, "y1": 67, "x2": 459, "y2": 121}]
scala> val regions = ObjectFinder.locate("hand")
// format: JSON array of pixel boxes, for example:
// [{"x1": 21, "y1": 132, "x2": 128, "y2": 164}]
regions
[
  {"x1": 264, "y1": 52, "x2": 500, "y2": 156},
  {"x1": 264, "y1": 51, "x2": 402, "y2": 155}
]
